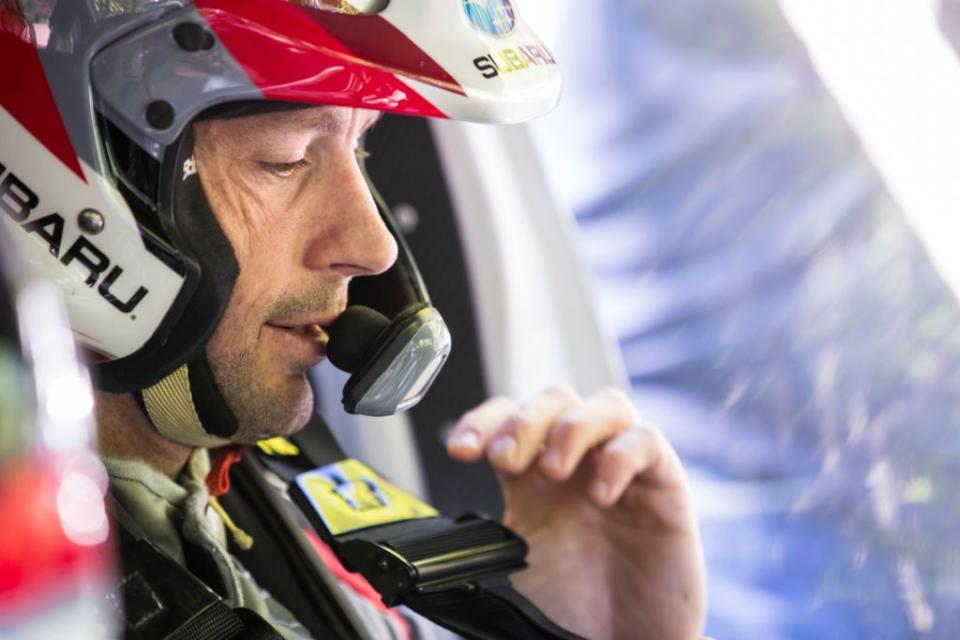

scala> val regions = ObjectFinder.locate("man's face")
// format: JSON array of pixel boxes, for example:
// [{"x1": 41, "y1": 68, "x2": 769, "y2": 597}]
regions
[{"x1": 193, "y1": 106, "x2": 397, "y2": 443}]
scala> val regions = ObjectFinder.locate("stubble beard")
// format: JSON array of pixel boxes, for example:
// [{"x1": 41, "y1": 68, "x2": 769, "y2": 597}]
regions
[
  {"x1": 208, "y1": 338, "x2": 314, "y2": 444},
  {"x1": 206, "y1": 283, "x2": 344, "y2": 444}
]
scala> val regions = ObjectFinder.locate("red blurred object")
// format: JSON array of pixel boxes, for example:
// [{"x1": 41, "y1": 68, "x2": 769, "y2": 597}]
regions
[{"x1": 0, "y1": 458, "x2": 110, "y2": 619}]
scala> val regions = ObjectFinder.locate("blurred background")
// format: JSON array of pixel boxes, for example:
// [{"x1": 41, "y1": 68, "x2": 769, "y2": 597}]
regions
[{"x1": 513, "y1": 0, "x2": 960, "y2": 637}]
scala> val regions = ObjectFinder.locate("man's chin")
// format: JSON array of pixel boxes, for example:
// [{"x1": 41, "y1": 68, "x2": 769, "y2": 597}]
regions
[
  {"x1": 225, "y1": 376, "x2": 315, "y2": 444},
  {"x1": 230, "y1": 412, "x2": 311, "y2": 445}
]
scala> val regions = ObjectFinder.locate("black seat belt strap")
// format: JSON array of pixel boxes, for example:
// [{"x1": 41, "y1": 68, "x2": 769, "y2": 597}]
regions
[
  {"x1": 404, "y1": 578, "x2": 584, "y2": 640},
  {"x1": 108, "y1": 498, "x2": 284, "y2": 640}
]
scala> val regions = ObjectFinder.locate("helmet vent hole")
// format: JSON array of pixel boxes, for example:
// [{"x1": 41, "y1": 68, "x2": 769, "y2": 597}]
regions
[
  {"x1": 173, "y1": 22, "x2": 215, "y2": 52},
  {"x1": 145, "y1": 101, "x2": 176, "y2": 131}
]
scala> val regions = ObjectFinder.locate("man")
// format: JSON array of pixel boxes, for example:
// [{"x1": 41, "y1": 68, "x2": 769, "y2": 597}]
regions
[{"x1": 2, "y1": 1, "x2": 705, "y2": 638}]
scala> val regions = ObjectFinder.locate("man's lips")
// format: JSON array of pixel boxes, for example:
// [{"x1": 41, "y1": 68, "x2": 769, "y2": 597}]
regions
[
  {"x1": 267, "y1": 322, "x2": 329, "y2": 343},
  {"x1": 263, "y1": 318, "x2": 335, "y2": 366},
  {"x1": 267, "y1": 313, "x2": 339, "y2": 339}
]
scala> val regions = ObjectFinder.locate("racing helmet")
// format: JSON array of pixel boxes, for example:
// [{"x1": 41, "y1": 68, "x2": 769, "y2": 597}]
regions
[{"x1": 0, "y1": 0, "x2": 560, "y2": 446}]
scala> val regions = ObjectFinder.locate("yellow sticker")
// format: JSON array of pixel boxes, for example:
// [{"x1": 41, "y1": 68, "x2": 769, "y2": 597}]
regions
[
  {"x1": 296, "y1": 459, "x2": 438, "y2": 536},
  {"x1": 257, "y1": 437, "x2": 301, "y2": 457}
]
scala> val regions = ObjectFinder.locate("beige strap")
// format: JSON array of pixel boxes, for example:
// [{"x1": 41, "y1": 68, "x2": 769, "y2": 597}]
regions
[{"x1": 142, "y1": 364, "x2": 230, "y2": 448}]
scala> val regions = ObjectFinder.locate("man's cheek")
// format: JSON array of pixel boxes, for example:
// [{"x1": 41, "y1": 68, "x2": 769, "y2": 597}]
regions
[
  {"x1": 204, "y1": 306, "x2": 256, "y2": 368},
  {"x1": 231, "y1": 180, "x2": 281, "y2": 238},
  {"x1": 204, "y1": 178, "x2": 271, "y2": 249}
]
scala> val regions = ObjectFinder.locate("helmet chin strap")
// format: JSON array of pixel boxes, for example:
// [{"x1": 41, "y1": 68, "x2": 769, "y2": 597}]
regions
[
  {"x1": 137, "y1": 351, "x2": 239, "y2": 448},
  {"x1": 132, "y1": 119, "x2": 245, "y2": 450}
]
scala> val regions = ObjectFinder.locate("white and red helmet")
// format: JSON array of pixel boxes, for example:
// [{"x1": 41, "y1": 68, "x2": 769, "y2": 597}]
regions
[{"x1": 0, "y1": 0, "x2": 560, "y2": 443}]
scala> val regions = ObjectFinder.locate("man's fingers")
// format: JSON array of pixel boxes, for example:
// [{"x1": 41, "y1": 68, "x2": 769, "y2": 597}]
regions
[
  {"x1": 484, "y1": 385, "x2": 581, "y2": 474},
  {"x1": 449, "y1": 386, "x2": 647, "y2": 491},
  {"x1": 539, "y1": 387, "x2": 637, "y2": 480},
  {"x1": 446, "y1": 396, "x2": 518, "y2": 461},
  {"x1": 590, "y1": 427, "x2": 661, "y2": 507}
]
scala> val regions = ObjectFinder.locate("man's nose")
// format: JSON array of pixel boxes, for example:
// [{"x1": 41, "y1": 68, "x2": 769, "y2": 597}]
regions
[{"x1": 302, "y1": 152, "x2": 399, "y2": 277}]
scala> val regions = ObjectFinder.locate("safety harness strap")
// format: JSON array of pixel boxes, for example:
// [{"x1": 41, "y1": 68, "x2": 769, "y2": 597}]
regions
[
  {"x1": 109, "y1": 498, "x2": 284, "y2": 640},
  {"x1": 402, "y1": 580, "x2": 584, "y2": 640},
  {"x1": 165, "y1": 602, "x2": 244, "y2": 640}
]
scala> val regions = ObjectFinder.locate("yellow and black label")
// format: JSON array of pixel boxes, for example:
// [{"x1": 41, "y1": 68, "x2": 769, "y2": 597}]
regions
[
  {"x1": 257, "y1": 437, "x2": 301, "y2": 457},
  {"x1": 294, "y1": 459, "x2": 438, "y2": 536}
]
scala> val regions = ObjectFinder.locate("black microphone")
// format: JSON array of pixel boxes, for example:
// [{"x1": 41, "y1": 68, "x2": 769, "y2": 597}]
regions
[{"x1": 326, "y1": 305, "x2": 390, "y2": 374}]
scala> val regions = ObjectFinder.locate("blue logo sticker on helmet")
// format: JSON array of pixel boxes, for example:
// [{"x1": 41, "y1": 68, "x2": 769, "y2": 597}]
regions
[{"x1": 462, "y1": 0, "x2": 516, "y2": 37}]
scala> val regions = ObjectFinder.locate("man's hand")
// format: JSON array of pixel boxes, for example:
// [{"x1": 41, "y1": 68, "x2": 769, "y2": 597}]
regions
[{"x1": 446, "y1": 386, "x2": 706, "y2": 640}]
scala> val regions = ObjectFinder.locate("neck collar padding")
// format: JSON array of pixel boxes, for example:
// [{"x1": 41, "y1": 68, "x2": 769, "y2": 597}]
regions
[{"x1": 139, "y1": 364, "x2": 230, "y2": 448}]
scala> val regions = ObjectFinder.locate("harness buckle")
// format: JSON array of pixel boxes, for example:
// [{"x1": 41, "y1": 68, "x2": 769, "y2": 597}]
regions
[{"x1": 290, "y1": 459, "x2": 528, "y2": 606}]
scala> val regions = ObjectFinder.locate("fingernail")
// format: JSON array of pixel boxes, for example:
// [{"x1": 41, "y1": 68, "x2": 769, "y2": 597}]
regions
[
  {"x1": 450, "y1": 430, "x2": 480, "y2": 451},
  {"x1": 541, "y1": 450, "x2": 563, "y2": 474},
  {"x1": 593, "y1": 480, "x2": 609, "y2": 504},
  {"x1": 489, "y1": 436, "x2": 517, "y2": 466}
]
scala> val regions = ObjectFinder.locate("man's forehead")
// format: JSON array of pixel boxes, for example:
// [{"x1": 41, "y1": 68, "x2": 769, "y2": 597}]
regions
[
  {"x1": 204, "y1": 105, "x2": 382, "y2": 147},
  {"x1": 254, "y1": 105, "x2": 382, "y2": 134}
]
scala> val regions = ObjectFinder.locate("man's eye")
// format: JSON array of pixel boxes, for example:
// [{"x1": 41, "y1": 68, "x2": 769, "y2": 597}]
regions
[{"x1": 259, "y1": 159, "x2": 309, "y2": 177}]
